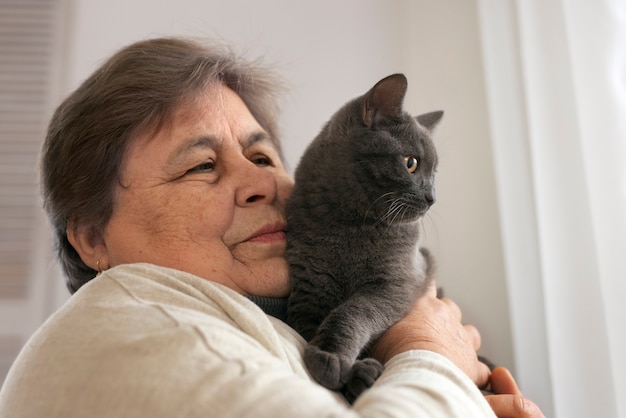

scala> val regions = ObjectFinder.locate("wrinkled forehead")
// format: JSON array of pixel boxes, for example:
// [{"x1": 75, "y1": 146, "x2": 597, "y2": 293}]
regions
[
  {"x1": 128, "y1": 81, "x2": 221, "y2": 144},
  {"x1": 129, "y1": 82, "x2": 280, "y2": 151}
]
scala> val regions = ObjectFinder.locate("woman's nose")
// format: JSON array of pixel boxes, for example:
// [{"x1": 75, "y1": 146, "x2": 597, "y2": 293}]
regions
[{"x1": 234, "y1": 162, "x2": 278, "y2": 206}]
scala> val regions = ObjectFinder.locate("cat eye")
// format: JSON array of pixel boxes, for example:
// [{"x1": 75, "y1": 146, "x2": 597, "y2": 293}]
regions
[{"x1": 404, "y1": 156, "x2": 419, "y2": 173}]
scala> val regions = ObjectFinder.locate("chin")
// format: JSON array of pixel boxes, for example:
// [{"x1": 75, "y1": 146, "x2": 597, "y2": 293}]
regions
[
  {"x1": 263, "y1": 275, "x2": 291, "y2": 298},
  {"x1": 255, "y1": 260, "x2": 290, "y2": 298}
]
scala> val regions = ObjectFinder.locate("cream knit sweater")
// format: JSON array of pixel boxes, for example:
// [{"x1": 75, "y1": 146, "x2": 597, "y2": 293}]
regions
[{"x1": 0, "y1": 263, "x2": 495, "y2": 417}]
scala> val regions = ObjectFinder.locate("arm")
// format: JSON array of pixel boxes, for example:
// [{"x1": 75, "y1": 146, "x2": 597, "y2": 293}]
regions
[
  {"x1": 151, "y1": 281, "x2": 496, "y2": 417},
  {"x1": 186, "y1": 349, "x2": 496, "y2": 418},
  {"x1": 213, "y1": 281, "x2": 495, "y2": 417}
]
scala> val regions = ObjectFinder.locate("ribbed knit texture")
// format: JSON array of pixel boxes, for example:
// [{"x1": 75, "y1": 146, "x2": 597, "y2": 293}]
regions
[{"x1": 246, "y1": 295, "x2": 288, "y2": 322}]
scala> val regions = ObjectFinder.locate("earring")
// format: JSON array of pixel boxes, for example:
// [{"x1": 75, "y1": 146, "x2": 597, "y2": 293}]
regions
[{"x1": 96, "y1": 260, "x2": 102, "y2": 276}]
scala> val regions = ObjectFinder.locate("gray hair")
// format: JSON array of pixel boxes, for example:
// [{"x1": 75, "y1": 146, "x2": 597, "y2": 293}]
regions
[{"x1": 41, "y1": 37, "x2": 284, "y2": 293}]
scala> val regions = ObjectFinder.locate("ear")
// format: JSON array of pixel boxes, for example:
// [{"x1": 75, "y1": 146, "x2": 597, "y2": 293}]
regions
[
  {"x1": 66, "y1": 221, "x2": 109, "y2": 272},
  {"x1": 362, "y1": 73, "x2": 408, "y2": 127},
  {"x1": 416, "y1": 110, "x2": 444, "y2": 132}
]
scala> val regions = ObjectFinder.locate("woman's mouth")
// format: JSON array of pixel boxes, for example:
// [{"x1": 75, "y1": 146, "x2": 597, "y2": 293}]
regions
[{"x1": 246, "y1": 222, "x2": 287, "y2": 243}]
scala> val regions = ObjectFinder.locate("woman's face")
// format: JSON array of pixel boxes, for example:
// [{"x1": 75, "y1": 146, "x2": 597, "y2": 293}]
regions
[{"x1": 100, "y1": 84, "x2": 294, "y2": 297}]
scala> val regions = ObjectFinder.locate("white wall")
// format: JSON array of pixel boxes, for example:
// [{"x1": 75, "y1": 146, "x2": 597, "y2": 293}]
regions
[{"x1": 60, "y1": 0, "x2": 514, "y2": 382}]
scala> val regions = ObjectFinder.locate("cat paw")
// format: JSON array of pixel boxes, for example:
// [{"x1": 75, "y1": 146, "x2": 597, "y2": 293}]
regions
[
  {"x1": 343, "y1": 358, "x2": 384, "y2": 403},
  {"x1": 304, "y1": 344, "x2": 350, "y2": 390}
]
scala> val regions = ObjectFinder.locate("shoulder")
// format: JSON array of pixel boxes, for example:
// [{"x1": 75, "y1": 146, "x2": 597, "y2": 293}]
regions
[{"x1": 0, "y1": 263, "x2": 309, "y2": 417}]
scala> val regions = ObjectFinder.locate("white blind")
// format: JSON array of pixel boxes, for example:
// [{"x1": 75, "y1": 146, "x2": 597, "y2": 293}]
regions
[{"x1": 0, "y1": 0, "x2": 56, "y2": 299}]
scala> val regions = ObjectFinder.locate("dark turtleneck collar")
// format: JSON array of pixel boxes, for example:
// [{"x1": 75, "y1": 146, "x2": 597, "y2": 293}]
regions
[{"x1": 246, "y1": 295, "x2": 288, "y2": 322}]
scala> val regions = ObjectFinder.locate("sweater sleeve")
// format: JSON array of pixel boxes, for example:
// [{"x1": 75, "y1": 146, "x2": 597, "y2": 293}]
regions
[
  {"x1": 166, "y1": 335, "x2": 496, "y2": 418},
  {"x1": 352, "y1": 350, "x2": 497, "y2": 417}
]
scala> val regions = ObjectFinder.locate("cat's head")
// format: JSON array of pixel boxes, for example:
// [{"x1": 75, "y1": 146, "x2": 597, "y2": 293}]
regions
[
  {"x1": 355, "y1": 74, "x2": 442, "y2": 225},
  {"x1": 292, "y1": 73, "x2": 443, "y2": 226},
  {"x1": 346, "y1": 74, "x2": 443, "y2": 225}
]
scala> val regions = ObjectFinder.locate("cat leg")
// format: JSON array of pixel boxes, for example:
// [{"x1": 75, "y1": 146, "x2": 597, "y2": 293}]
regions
[
  {"x1": 286, "y1": 265, "x2": 341, "y2": 342},
  {"x1": 304, "y1": 290, "x2": 410, "y2": 396}
]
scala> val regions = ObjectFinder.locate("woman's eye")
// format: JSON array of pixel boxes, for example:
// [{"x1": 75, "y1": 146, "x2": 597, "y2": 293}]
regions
[
  {"x1": 404, "y1": 156, "x2": 419, "y2": 173},
  {"x1": 187, "y1": 160, "x2": 215, "y2": 174},
  {"x1": 252, "y1": 155, "x2": 272, "y2": 167}
]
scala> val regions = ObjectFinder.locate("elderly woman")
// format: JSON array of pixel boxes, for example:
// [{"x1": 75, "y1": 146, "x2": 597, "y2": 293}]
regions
[{"x1": 0, "y1": 38, "x2": 542, "y2": 417}]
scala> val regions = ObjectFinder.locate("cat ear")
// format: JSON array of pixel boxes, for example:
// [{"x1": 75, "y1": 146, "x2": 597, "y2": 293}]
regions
[
  {"x1": 362, "y1": 73, "x2": 408, "y2": 127},
  {"x1": 416, "y1": 110, "x2": 444, "y2": 132}
]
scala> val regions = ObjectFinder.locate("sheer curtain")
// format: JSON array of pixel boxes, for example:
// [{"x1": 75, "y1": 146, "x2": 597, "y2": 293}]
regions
[{"x1": 477, "y1": 1, "x2": 625, "y2": 417}]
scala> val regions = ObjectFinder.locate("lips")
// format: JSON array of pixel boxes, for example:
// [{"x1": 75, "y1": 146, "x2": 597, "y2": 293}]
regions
[{"x1": 245, "y1": 222, "x2": 287, "y2": 243}]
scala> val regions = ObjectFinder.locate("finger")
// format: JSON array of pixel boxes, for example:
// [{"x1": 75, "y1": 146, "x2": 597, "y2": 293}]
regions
[
  {"x1": 439, "y1": 297, "x2": 462, "y2": 321},
  {"x1": 464, "y1": 324, "x2": 482, "y2": 351},
  {"x1": 484, "y1": 394, "x2": 545, "y2": 418},
  {"x1": 490, "y1": 367, "x2": 522, "y2": 396},
  {"x1": 475, "y1": 360, "x2": 491, "y2": 389}
]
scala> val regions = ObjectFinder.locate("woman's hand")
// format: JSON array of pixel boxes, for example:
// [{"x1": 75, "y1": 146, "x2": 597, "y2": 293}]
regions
[
  {"x1": 369, "y1": 281, "x2": 490, "y2": 388},
  {"x1": 485, "y1": 367, "x2": 545, "y2": 418}
]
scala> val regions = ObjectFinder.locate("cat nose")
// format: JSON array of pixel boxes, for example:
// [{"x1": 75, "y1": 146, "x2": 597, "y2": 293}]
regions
[{"x1": 425, "y1": 190, "x2": 436, "y2": 207}]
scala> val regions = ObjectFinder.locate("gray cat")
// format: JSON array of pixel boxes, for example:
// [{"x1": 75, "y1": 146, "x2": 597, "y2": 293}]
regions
[{"x1": 285, "y1": 73, "x2": 443, "y2": 402}]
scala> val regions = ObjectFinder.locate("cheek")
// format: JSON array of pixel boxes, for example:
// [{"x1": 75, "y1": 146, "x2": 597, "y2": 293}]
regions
[
  {"x1": 157, "y1": 189, "x2": 234, "y2": 242},
  {"x1": 109, "y1": 187, "x2": 234, "y2": 253}
]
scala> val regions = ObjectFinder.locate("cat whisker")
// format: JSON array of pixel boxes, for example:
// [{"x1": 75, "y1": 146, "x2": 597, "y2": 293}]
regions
[
  {"x1": 390, "y1": 203, "x2": 408, "y2": 226},
  {"x1": 377, "y1": 200, "x2": 399, "y2": 224},
  {"x1": 376, "y1": 198, "x2": 406, "y2": 227},
  {"x1": 364, "y1": 192, "x2": 396, "y2": 224}
]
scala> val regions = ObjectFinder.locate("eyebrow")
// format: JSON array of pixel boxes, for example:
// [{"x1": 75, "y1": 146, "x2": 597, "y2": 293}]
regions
[
  {"x1": 245, "y1": 131, "x2": 272, "y2": 148},
  {"x1": 165, "y1": 135, "x2": 218, "y2": 171}
]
